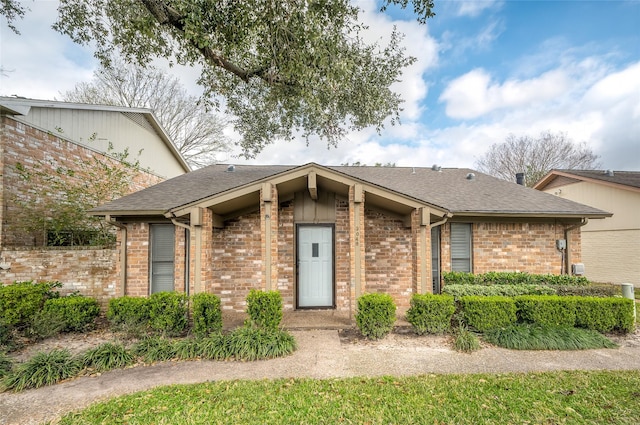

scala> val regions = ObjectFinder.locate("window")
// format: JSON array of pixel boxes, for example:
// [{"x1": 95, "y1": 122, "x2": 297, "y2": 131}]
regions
[
  {"x1": 450, "y1": 223, "x2": 472, "y2": 273},
  {"x1": 150, "y1": 224, "x2": 175, "y2": 293}
]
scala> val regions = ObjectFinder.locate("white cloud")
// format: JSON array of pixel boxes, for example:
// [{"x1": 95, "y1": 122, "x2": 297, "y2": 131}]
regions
[
  {"x1": 439, "y1": 68, "x2": 570, "y2": 119},
  {"x1": 456, "y1": 0, "x2": 503, "y2": 17}
]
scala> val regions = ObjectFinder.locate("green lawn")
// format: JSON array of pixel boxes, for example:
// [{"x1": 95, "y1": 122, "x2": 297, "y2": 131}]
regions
[{"x1": 58, "y1": 370, "x2": 640, "y2": 424}]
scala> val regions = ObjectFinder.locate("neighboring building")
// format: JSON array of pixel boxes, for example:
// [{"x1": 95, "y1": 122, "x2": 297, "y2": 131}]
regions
[
  {"x1": 91, "y1": 163, "x2": 609, "y2": 317},
  {"x1": 0, "y1": 97, "x2": 190, "y2": 303},
  {"x1": 0, "y1": 96, "x2": 190, "y2": 247},
  {"x1": 534, "y1": 169, "x2": 640, "y2": 285}
]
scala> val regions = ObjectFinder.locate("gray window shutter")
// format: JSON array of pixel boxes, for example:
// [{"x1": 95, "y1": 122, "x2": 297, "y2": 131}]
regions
[
  {"x1": 451, "y1": 223, "x2": 471, "y2": 273},
  {"x1": 150, "y1": 224, "x2": 175, "y2": 293}
]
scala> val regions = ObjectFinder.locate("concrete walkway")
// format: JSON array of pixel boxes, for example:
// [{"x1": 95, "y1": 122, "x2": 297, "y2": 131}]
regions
[{"x1": 1, "y1": 329, "x2": 640, "y2": 425}]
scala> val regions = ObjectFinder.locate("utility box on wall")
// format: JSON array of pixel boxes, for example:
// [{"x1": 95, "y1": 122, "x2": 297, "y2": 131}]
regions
[{"x1": 572, "y1": 263, "x2": 585, "y2": 275}]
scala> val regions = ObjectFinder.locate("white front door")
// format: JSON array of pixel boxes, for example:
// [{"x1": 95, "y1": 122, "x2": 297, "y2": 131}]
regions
[{"x1": 297, "y1": 225, "x2": 334, "y2": 308}]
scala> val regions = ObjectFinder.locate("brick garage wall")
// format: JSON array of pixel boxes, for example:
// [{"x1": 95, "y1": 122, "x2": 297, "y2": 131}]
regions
[
  {"x1": 277, "y1": 200, "x2": 295, "y2": 310},
  {"x1": 210, "y1": 211, "x2": 262, "y2": 312},
  {"x1": 439, "y1": 221, "x2": 579, "y2": 275},
  {"x1": 1, "y1": 116, "x2": 163, "y2": 247},
  {"x1": 0, "y1": 247, "x2": 116, "y2": 307},
  {"x1": 364, "y1": 208, "x2": 413, "y2": 310}
]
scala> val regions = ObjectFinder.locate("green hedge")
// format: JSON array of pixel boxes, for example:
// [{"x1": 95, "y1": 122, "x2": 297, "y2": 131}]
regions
[
  {"x1": 106, "y1": 296, "x2": 151, "y2": 332},
  {"x1": 246, "y1": 290, "x2": 283, "y2": 330},
  {"x1": 555, "y1": 285, "x2": 620, "y2": 297},
  {"x1": 443, "y1": 272, "x2": 590, "y2": 286},
  {"x1": 149, "y1": 292, "x2": 188, "y2": 336},
  {"x1": 356, "y1": 293, "x2": 396, "y2": 339},
  {"x1": 575, "y1": 297, "x2": 635, "y2": 333},
  {"x1": 515, "y1": 295, "x2": 577, "y2": 327},
  {"x1": 43, "y1": 295, "x2": 100, "y2": 332},
  {"x1": 405, "y1": 294, "x2": 455, "y2": 335},
  {"x1": 459, "y1": 296, "x2": 517, "y2": 331},
  {"x1": 443, "y1": 284, "x2": 556, "y2": 299},
  {"x1": 191, "y1": 293, "x2": 222, "y2": 337},
  {"x1": 0, "y1": 281, "x2": 61, "y2": 330}
]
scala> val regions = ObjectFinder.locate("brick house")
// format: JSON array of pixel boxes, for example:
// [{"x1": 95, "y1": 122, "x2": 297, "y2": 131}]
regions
[
  {"x1": 91, "y1": 163, "x2": 610, "y2": 318},
  {"x1": 534, "y1": 169, "x2": 640, "y2": 285},
  {"x1": 0, "y1": 97, "x2": 189, "y2": 302}
]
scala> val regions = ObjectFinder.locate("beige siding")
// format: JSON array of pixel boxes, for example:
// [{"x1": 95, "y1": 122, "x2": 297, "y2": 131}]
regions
[
  {"x1": 542, "y1": 180, "x2": 640, "y2": 285},
  {"x1": 18, "y1": 108, "x2": 185, "y2": 178},
  {"x1": 582, "y1": 229, "x2": 640, "y2": 285}
]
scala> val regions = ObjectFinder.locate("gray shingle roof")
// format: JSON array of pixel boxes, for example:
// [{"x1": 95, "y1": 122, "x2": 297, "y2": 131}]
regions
[
  {"x1": 92, "y1": 163, "x2": 609, "y2": 217},
  {"x1": 549, "y1": 170, "x2": 640, "y2": 190}
]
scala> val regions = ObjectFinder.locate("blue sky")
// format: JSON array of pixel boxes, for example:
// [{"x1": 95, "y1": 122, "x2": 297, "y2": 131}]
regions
[{"x1": 1, "y1": 0, "x2": 639, "y2": 171}]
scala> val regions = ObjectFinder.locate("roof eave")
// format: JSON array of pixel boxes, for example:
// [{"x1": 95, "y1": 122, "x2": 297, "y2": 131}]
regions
[{"x1": 451, "y1": 211, "x2": 612, "y2": 219}]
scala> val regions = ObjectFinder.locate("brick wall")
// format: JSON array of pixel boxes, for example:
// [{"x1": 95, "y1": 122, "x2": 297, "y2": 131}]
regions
[
  {"x1": 439, "y1": 221, "x2": 581, "y2": 275},
  {"x1": 0, "y1": 247, "x2": 117, "y2": 307},
  {"x1": 210, "y1": 211, "x2": 262, "y2": 311},
  {"x1": 335, "y1": 198, "x2": 351, "y2": 312},
  {"x1": 1, "y1": 116, "x2": 163, "y2": 247},
  {"x1": 124, "y1": 223, "x2": 150, "y2": 297},
  {"x1": 364, "y1": 208, "x2": 413, "y2": 309},
  {"x1": 277, "y1": 201, "x2": 295, "y2": 310}
]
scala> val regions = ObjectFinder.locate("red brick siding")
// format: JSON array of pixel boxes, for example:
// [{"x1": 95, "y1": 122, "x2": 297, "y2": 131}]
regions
[
  {"x1": 1, "y1": 116, "x2": 163, "y2": 247},
  {"x1": 124, "y1": 223, "x2": 150, "y2": 297},
  {"x1": 335, "y1": 198, "x2": 351, "y2": 312},
  {"x1": 277, "y1": 201, "x2": 295, "y2": 310},
  {"x1": 440, "y1": 221, "x2": 581, "y2": 275},
  {"x1": 364, "y1": 208, "x2": 413, "y2": 310},
  {"x1": 0, "y1": 247, "x2": 116, "y2": 307},
  {"x1": 210, "y1": 211, "x2": 262, "y2": 311}
]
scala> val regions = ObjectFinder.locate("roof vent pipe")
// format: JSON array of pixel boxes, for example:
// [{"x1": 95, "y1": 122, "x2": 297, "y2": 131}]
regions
[
  {"x1": 466, "y1": 173, "x2": 475, "y2": 181},
  {"x1": 431, "y1": 164, "x2": 441, "y2": 171},
  {"x1": 516, "y1": 172, "x2": 525, "y2": 185},
  {"x1": 226, "y1": 165, "x2": 235, "y2": 172},
  {"x1": 605, "y1": 169, "x2": 614, "y2": 177}
]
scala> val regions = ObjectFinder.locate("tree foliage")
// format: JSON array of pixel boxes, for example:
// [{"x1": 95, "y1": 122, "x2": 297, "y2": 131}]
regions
[
  {"x1": 1, "y1": 0, "x2": 435, "y2": 158},
  {"x1": 14, "y1": 138, "x2": 143, "y2": 246},
  {"x1": 475, "y1": 131, "x2": 601, "y2": 187},
  {"x1": 61, "y1": 58, "x2": 229, "y2": 168}
]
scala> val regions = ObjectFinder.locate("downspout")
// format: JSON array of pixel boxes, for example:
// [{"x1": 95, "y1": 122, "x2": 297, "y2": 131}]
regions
[
  {"x1": 105, "y1": 215, "x2": 127, "y2": 297},
  {"x1": 564, "y1": 218, "x2": 588, "y2": 275},
  {"x1": 429, "y1": 213, "x2": 452, "y2": 294},
  {"x1": 170, "y1": 218, "x2": 191, "y2": 296}
]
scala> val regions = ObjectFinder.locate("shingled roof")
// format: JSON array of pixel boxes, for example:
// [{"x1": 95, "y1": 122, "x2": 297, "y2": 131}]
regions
[
  {"x1": 535, "y1": 170, "x2": 640, "y2": 191},
  {"x1": 92, "y1": 163, "x2": 610, "y2": 218}
]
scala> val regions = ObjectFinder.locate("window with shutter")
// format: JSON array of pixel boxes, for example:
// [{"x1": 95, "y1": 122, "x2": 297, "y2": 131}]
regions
[
  {"x1": 150, "y1": 224, "x2": 175, "y2": 294},
  {"x1": 450, "y1": 223, "x2": 472, "y2": 273}
]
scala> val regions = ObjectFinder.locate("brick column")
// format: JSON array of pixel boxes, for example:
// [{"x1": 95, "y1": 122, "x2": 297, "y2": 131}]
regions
[
  {"x1": 349, "y1": 184, "x2": 365, "y2": 316},
  {"x1": 412, "y1": 207, "x2": 432, "y2": 294},
  {"x1": 260, "y1": 183, "x2": 279, "y2": 290}
]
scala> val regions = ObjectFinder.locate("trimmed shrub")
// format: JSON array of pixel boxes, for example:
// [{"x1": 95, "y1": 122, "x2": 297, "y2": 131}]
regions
[
  {"x1": 515, "y1": 295, "x2": 577, "y2": 327},
  {"x1": 107, "y1": 296, "x2": 151, "y2": 334},
  {"x1": 459, "y1": 296, "x2": 517, "y2": 332},
  {"x1": 442, "y1": 271, "x2": 590, "y2": 287},
  {"x1": 192, "y1": 293, "x2": 223, "y2": 337},
  {"x1": 355, "y1": 293, "x2": 396, "y2": 340},
  {"x1": 149, "y1": 292, "x2": 189, "y2": 336},
  {"x1": 0, "y1": 281, "x2": 61, "y2": 330},
  {"x1": 406, "y1": 294, "x2": 455, "y2": 335},
  {"x1": 575, "y1": 297, "x2": 635, "y2": 333},
  {"x1": 555, "y1": 284, "x2": 620, "y2": 297},
  {"x1": 43, "y1": 295, "x2": 100, "y2": 332},
  {"x1": 3, "y1": 349, "x2": 81, "y2": 391},
  {"x1": 82, "y1": 342, "x2": 134, "y2": 372},
  {"x1": 246, "y1": 290, "x2": 283, "y2": 330},
  {"x1": 26, "y1": 309, "x2": 66, "y2": 341},
  {"x1": 443, "y1": 284, "x2": 556, "y2": 299},
  {"x1": 228, "y1": 326, "x2": 297, "y2": 361}
]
